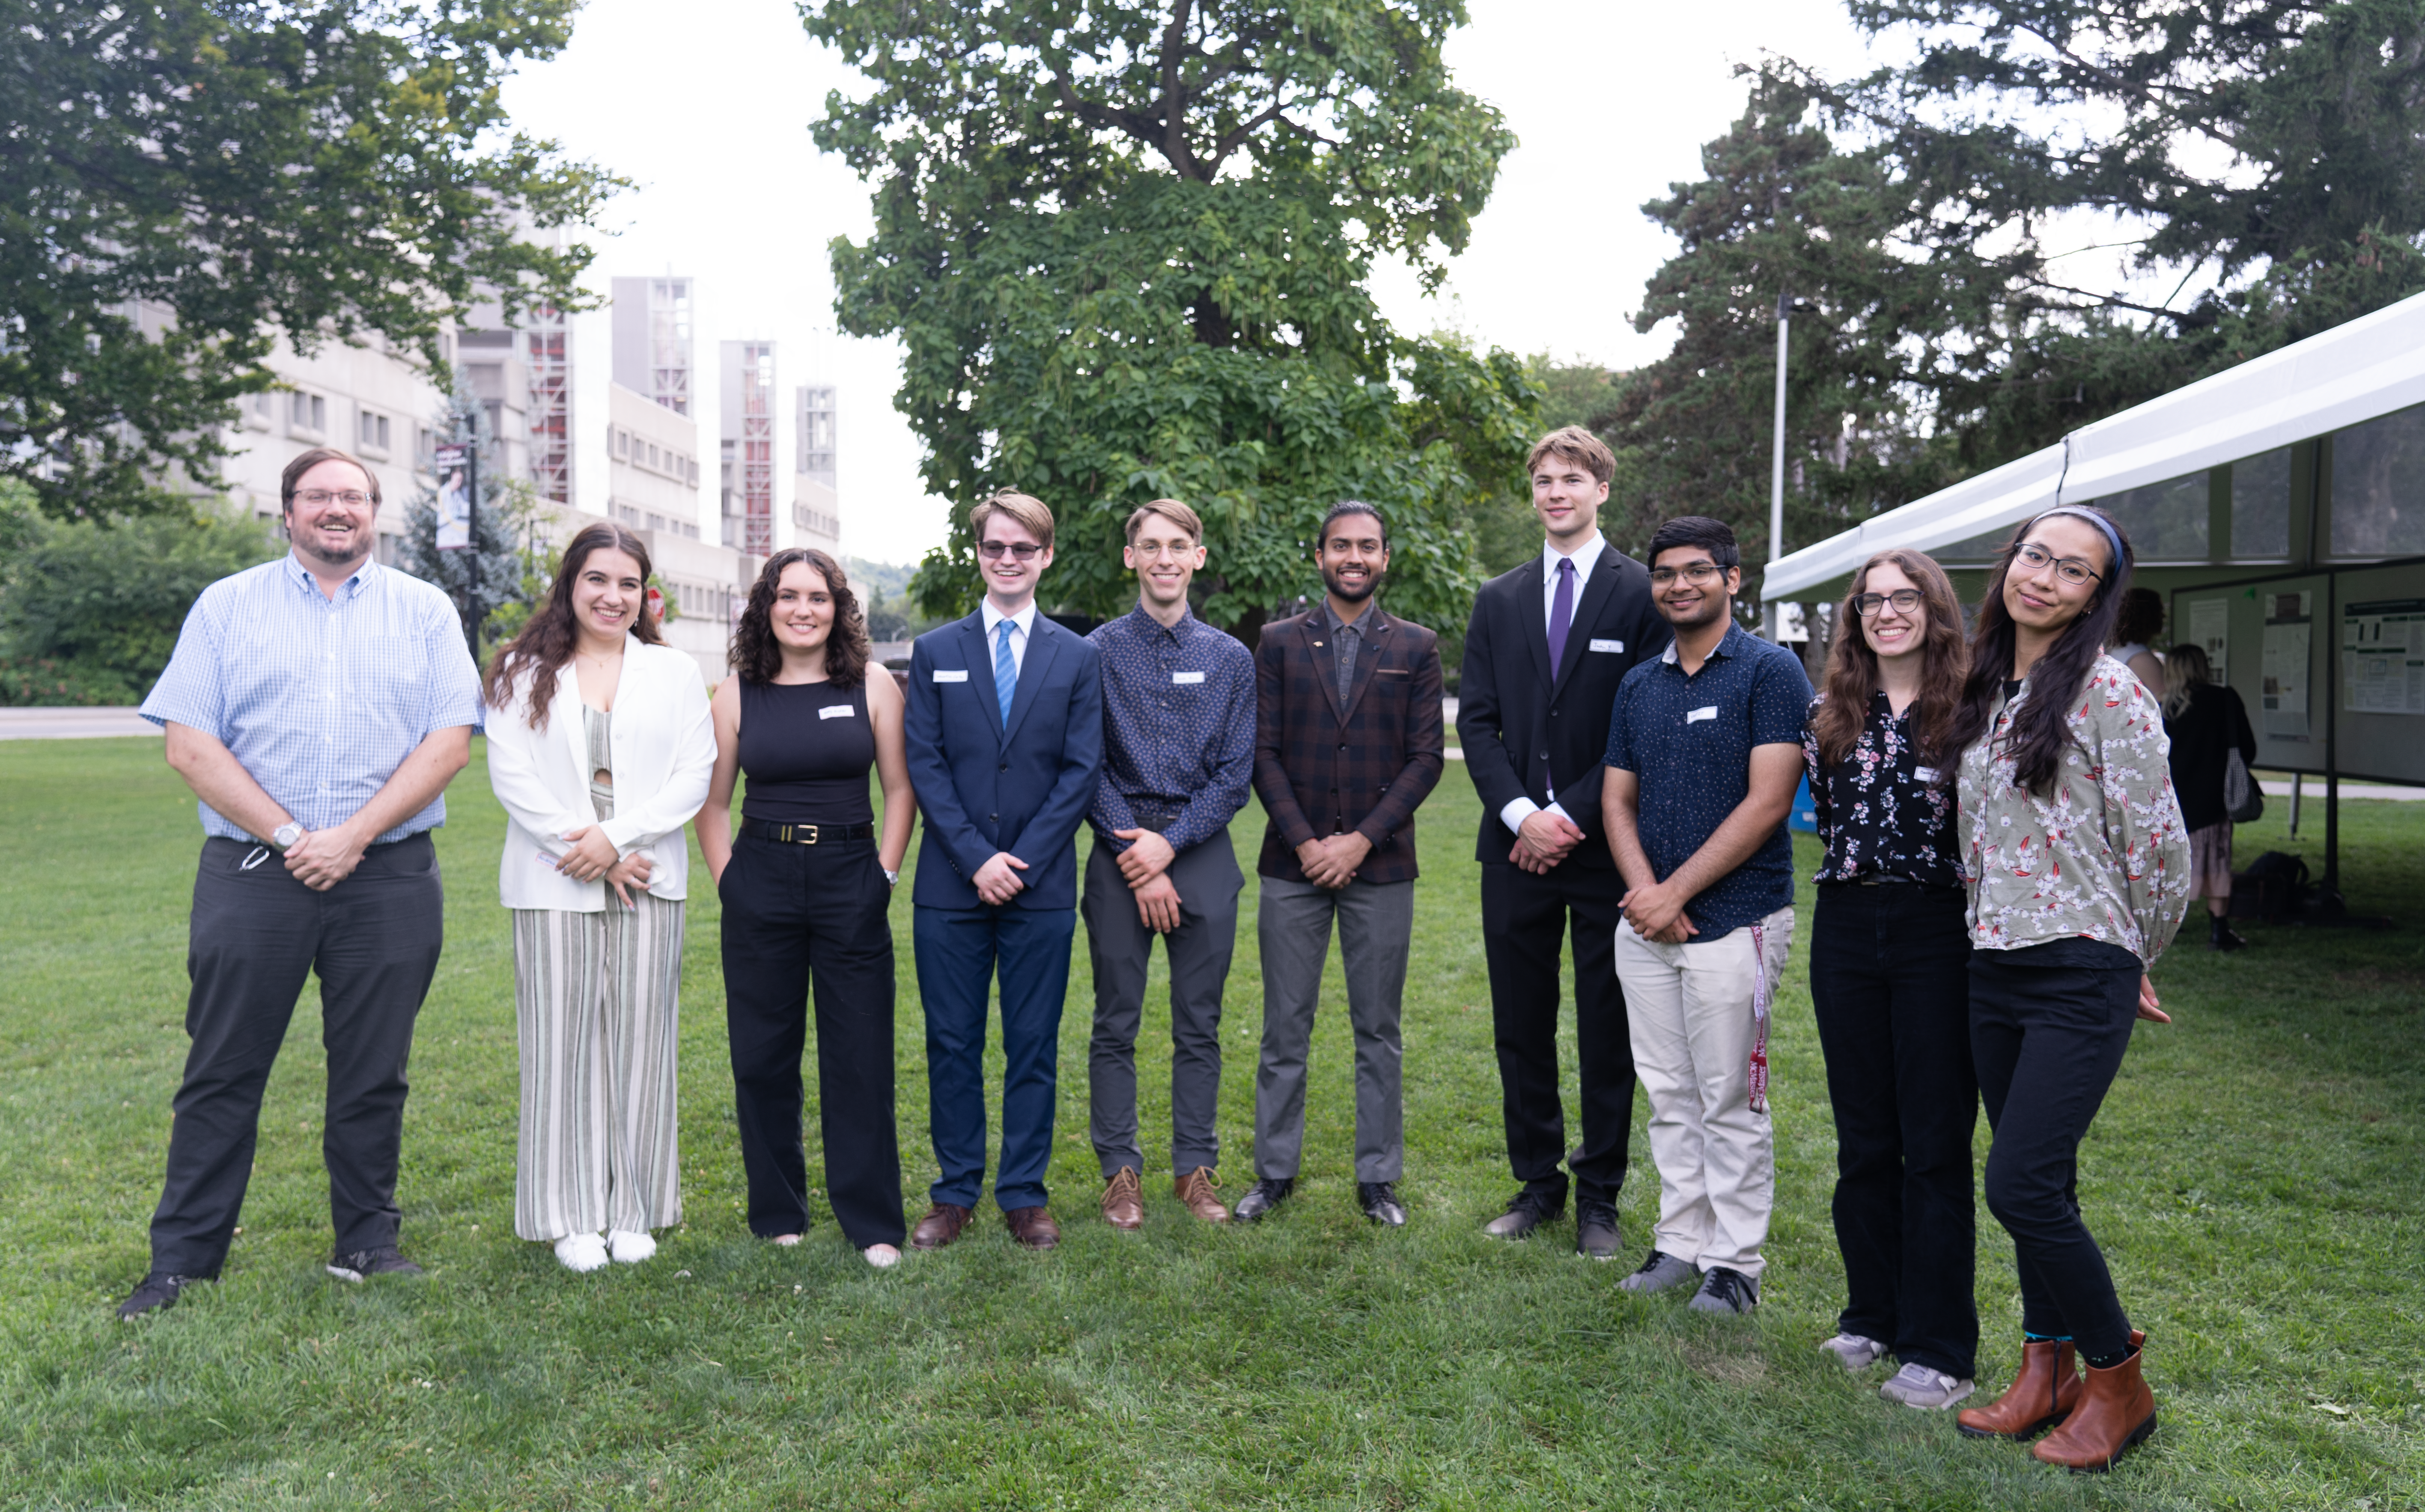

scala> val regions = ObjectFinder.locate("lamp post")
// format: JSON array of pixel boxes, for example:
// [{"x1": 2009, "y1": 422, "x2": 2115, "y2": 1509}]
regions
[{"x1": 1764, "y1": 291, "x2": 1815, "y2": 642}]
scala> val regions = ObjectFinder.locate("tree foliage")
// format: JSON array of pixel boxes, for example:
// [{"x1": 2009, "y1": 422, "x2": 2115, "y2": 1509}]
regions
[
  {"x1": 804, "y1": 0, "x2": 1533, "y2": 638},
  {"x1": 1608, "y1": 2, "x2": 2425, "y2": 586},
  {"x1": 0, "y1": 0, "x2": 620, "y2": 519}
]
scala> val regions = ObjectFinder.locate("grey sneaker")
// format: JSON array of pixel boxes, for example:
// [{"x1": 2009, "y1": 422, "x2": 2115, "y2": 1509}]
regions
[
  {"x1": 1686, "y1": 1265, "x2": 1759, "y2": 1315},
  {"x1": 1819, "y1": 1332, "x2": 1890, "y2": 1372},
  {"x1": 1617, "y1": 1248, "x2": 1698, "y2": 1294},
  {"x1": 1879, "y1": 1361, "x2": 1976, "y2": 1410},
  {"x1": 327, "y1": 1246, "x2": 425, "y2": 1283}
]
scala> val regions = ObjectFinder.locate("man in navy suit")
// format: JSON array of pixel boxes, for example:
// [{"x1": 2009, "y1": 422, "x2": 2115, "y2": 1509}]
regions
[{"x1": 904, "y1": 490, "x2": 1105, "y2": 1251}]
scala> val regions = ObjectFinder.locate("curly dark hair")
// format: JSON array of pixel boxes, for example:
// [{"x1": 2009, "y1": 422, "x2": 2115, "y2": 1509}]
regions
[
  {"x1": 730, "y1": 548, "x2": 869, "y2": 686},
  {"x1": 482, "y1": 522, "x2": 661, "y2": 729}
]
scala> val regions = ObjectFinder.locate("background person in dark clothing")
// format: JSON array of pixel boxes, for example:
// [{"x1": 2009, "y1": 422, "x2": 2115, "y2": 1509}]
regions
[
  {"x1": 1802, "y1": 549, "x2": 1978, "y2": 1411},
  {"x1": 2160, "y1": 643, "x2": 2257, "y2": 952}
]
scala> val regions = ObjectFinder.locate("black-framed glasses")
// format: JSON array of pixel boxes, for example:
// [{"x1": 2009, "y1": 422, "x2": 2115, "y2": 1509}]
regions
[
  {"x1": 2013, "y1": 541, "x2": 2101, "y2": 587},
  {"x1": 1648, "y1": 561, "x2": 1723, "y2": 587},
  {"x1": 978, "y1": 539, "x2": 1040, "y2": 561},
  {"x1": 1853, "y1": 589, "x2": 1924, "y2": 616}
]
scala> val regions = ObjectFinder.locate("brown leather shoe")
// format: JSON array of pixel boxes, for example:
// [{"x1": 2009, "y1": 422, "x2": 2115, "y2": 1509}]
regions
[
  {"x1": 2033, "y1": 1336, "x2": 2157, "y2": 1472},
  {"x1": 1100, "y1": 1168, "x2": 1144, "y2": 1230},
  {"x1": 909, "y1": 1202, "x2": 971, "y2": 1251},
  {"x1": 1004, "y1": 1206, "x2": 1060, "y2": 1250},
  {"x1": 1957, "y1": 1338, "x2": 2080, "y2": 1440},
  {"x1": 1175, "y1": 1166, "x2": 1230, "y2": 1223}
]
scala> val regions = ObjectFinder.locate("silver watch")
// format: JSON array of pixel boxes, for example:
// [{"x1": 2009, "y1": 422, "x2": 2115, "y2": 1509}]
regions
[
  {"x1": 883, "y1": 867, "x2": 900, "y2": 887},
  {"x1": 271, "y1": 821, "x2": 305, "y2": 851}
]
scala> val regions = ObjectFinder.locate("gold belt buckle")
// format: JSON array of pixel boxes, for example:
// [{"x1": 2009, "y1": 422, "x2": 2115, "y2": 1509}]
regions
[{"x1": 782, "y1": 824, "x2": 820, "y2": 845}]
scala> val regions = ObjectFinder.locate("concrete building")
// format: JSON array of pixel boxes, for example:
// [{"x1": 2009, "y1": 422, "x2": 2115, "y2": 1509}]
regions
[
  {"x1": 793, "y1": 383, "x2": 840, "y2": 554},
  {"x1": 611, "y1": 277, "x2": 693, "y2": 417},
  {"x1": 719, "y1": 340, "x2": 778, "y2": 557},
  {"x1": 604, "y1": 382, "x2": 704, "y2": 539}
]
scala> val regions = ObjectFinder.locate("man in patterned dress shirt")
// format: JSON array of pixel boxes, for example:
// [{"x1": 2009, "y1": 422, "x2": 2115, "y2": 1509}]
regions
[
  {"x1": 1081, "y1": 500, "x2": 1257, "y2": 1230},
  {"x1": 117, "y1": 447, "x2": 482, "y2": 1320}
]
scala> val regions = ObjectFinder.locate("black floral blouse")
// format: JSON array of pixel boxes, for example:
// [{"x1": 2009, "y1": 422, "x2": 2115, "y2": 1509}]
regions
[{"x1": 1801, "y1": 690, "x2": 1964, "y2": 887}]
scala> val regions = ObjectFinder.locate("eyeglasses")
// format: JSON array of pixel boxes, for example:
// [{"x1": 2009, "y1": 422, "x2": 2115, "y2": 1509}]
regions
[
  {"x1": 295, "y1": 490, "x2": 371, "y2": 508},
  {"x1": 2013, "y1": 541, "x2": 2101, "y2": 586},
  {"x1": 1853, "y1": 589, "x2": 1925, "y2": 616},
  {"x1": 1648, "y1": 562, "x2": 1723, "y2": 587},
  {"x1": 978, "y1": 539, "x2": 1040, "y2": 561}
]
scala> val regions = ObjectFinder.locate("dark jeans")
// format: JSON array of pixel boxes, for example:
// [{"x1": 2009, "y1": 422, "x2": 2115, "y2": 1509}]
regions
[
  {"x1": 1479, "y1": 860, "x2": 1634, "y2": 1211},
  {"x1": 1081, "y1": 831, "x2": 1242, "y2": 1179},
  {"x1": 1968, "y1": 948, "x2": 2141, "y2": 1361},
  {"x1": 914, "y1": 902, "x2": 1075, "y2": 1211},
  {"x1": 1808, "y1": 881, "x2": 1978, "y2": 1378},
  {"x1": 150, "y1": 834, "x2": 444, "y2": 1277},
  {"x1": 719, "y1": 832, "x2": 905, "y2": 1248}
]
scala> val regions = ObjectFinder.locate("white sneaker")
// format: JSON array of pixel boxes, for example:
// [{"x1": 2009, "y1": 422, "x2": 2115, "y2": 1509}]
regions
[
  {"x1": 554, "y1": 1233, "x2": 609, "y2": 1273},
  {"x1": 606, "y1": 1229, "x2": 657, "y2": 1265},
  {"x1": 1819, "y1": 1332, "x2": 1889, "y2": 1372},
  {"x1": 1879, "y1": 1361, "x2": 1975, "y2": 1410},
  {"x1": 862, "y1": 1244, "x2": 902, "y2": 1269}
]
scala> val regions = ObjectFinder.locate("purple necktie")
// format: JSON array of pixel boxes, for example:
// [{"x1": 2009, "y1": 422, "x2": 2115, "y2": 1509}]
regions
[{"x1": 1548, "y1": 556, "x2": 1576, "y2": 673}]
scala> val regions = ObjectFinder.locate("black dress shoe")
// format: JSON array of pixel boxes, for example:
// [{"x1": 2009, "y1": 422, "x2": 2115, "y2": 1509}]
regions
[
  {"x1": 117, "y1": 1271, "x2": 204, "y2": 1321},
  {"x1": 1233, "y1": 1177, "x2": 1293, "y2": 1221},
  {"x1": 1575, "y1": 1199, "x2": 1622, "y2": 1260},
  {"x1": 327, "y1": 1246, "x2": 424, "y2": 1283},
  {"x1": 1358, "y1": 1182, "x2": 1407, "y2": 1227},
  {"x1": 1483, "y1": 1190, "x2": 1561, "y2": 1239}
]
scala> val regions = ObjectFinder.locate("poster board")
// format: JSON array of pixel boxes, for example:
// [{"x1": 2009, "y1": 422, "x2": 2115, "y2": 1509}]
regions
[{"x1": 2331, "y1": 560, "x2": 2425, "y2": 783}]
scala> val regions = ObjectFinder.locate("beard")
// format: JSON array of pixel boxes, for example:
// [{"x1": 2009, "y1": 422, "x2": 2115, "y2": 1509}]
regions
[{"x1": 1323, "y1": 565, "x2": 1379, "y2": 603}]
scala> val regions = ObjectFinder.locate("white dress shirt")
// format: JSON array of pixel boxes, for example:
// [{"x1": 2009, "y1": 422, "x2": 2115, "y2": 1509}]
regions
[
  {"x1": 1501, "y1": 532, "x2": 1607, "y2": 838},
  {"x1": 981, "y1": 598, "x2": 1038, "y2": 678}
]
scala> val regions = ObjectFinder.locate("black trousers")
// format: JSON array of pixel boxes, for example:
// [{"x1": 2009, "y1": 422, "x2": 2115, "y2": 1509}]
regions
[
  {"x1": 150, "y1": 834, "x2": 444, "y2": 1277},
  {"x1": 1808, "y1": 881, "x2": 1979, "y2": 1378},
  {"x1": 719, "y1": 831, "x2": 906, "y2": 1248},
  {"x1": 1479, "y1": 859, "x2": 1634, "y2": 1210},
  {"x1": 1968, "y1": 948, "x2": 2140, "y2": 1361}
]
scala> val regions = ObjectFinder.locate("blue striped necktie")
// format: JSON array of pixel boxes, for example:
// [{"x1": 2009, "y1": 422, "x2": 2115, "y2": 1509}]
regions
[{"x1": 994, "y1": 618, "x2": 1018, "y2": 726}]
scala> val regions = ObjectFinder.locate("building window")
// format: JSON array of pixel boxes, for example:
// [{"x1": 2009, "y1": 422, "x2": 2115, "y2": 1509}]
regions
[{"x1": 614, "y1": 428, "x2": 629, "y2": 458}]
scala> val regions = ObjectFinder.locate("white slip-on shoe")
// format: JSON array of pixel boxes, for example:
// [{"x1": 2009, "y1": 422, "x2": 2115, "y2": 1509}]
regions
[
  {"x1": 1879, "y1": 1361, "x2": 1977, "y2": 1410},
  {"x1": 861, "y1": 1244, "x2": 902, "y2": 1269},
  {"x1": 606, "y1": 1229, "x2": 657, "y2": 1265},
  {"x1": 554, "y1": 1233, "x2": 610, "y2": 1273},
  {"x1": 1819, "y1": 1333, "x2": 1890, "y2": 1372}
]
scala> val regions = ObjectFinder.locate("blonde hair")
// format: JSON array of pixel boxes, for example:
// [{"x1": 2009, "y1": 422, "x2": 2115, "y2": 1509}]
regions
[
  {"x1": 1525, "y1": 425, "x2": 1615, "y2": 486},
  {"x1": 1125, "y1": 498, "x2": 1203, "y2": 546},
  {"x1": 970, "y1": 490, "x2": 1055, "y2": 551},
  {"x1": 2161, "y1": 641, "x2": 2211, "y2": 719}
]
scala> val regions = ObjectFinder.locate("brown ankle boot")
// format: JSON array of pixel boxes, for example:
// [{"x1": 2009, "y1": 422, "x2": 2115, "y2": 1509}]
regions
[
  {"x1": 1956, "y1": 1338, "x2": 2080, "y2": 1440},
  {"x1": 2032, "y1": 1339, "x2": 2156, "y2": 1472}
]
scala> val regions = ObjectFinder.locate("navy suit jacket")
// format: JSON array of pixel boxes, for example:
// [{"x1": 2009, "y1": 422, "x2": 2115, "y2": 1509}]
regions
[{"x1": 905, "y1": 610, "x2": 1104, "y2": 912}]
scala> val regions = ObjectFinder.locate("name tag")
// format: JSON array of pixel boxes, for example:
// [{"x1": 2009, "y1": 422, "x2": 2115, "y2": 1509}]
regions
[
  {"x1": 1589, "y1": 638, "x2": 1624, "y2": 653},
  {"x1": 933, "y1": 670, "x2": 968, "y2": 683},
  {"x1": 1686, "y1": 705, "x2": 1718, "y2": 724},
  {"x1": 819, "y1": 704, "x2": 855, "y2": 720},
  {"x1": 1172, "y1": 671, "x2": 1205, "y2": 685},
  {"x1": 1914, "y1": 765, "x2": 1940, "y2": 783}
]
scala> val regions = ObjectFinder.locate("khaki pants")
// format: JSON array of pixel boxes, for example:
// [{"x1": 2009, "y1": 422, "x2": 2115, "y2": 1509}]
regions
[{"x1": 1613, "y1": 906, "x2": 1794, "y2": 1279}]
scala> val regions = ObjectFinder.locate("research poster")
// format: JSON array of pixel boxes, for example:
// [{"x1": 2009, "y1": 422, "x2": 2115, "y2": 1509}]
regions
[
  {"x1": 2262, "y1": 591, "x2": 2311, "y2": 740},
  {"x1": 2342, "y1": 598, "x2": 2425, "y2": 715},
  {"x1": 2186, "y1": 597, "x2": 2230, "y2": 682}
]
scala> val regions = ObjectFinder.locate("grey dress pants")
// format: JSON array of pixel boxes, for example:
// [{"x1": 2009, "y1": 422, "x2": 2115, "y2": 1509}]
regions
[
  {"x1": 1252, "y1": 872, "x2": 1414, "y2": 1182},
  {"x1": 1081, "y1": 830, "x2": 1242, "y2": 1179}
]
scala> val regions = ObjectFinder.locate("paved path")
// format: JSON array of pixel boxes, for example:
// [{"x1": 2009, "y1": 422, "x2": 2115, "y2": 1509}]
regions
[{"x1": 0, "y1": 707, "x2": 157, "y2": 739}]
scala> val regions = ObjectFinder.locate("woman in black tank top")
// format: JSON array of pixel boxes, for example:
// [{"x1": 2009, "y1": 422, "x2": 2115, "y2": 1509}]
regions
[{"x1": 697, "y1": 549, "x2": 915, "y2": 1266}]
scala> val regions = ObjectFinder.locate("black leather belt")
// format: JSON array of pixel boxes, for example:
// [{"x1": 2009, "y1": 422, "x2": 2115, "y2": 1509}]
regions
[
  {"x1": 742, "y1": 818, "x2": 875, "y2": 845},
  {"x1": 1128, "y1": 803, "x2": 1182, "y2": 833}
]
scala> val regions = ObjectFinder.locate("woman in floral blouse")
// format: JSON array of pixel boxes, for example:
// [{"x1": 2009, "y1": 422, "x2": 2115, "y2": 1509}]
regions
[
  {"x1": 1802, "y1": 549, "x2": 1979, "y2": 1413},
  {"x1": 1944, "y1": 505, "x2": 2190, "y2": 1472}
]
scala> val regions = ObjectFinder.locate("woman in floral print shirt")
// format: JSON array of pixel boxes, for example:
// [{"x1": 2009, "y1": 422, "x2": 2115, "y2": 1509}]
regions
[
  {"x1": 1801, "y1": 549, "x2": 1981, "y2": 1413},
  {"x1": 1945, "y1": 506, "x2": 2190, "y2": 1472}
]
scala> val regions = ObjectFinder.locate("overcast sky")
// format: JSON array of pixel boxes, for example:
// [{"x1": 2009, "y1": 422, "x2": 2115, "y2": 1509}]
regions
[{"x1": 501, "y1": 0, "x2": 1889, "y2": 566}]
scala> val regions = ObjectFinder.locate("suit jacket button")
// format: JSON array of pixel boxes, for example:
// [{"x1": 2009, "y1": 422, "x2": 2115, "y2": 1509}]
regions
[
  {"x1": 988, "y1": 813, "x2": 998, "y2": 822},
  {"x1": 1000, "y1": 762, "x2": 1010, "y2": 771}
]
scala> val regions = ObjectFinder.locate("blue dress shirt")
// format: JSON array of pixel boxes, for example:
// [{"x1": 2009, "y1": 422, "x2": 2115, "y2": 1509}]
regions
[{"x1": 1086, "y1": 604, "x2": 1257, "y2": 854}]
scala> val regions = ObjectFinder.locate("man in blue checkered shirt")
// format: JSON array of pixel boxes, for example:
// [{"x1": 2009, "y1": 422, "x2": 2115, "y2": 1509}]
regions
[{"x1": 116, "y1": 446, "x2": 482, "y2": 1321}]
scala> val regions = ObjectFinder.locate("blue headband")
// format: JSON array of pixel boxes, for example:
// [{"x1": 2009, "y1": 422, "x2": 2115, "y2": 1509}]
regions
[{"x1": 2031, "y1": 506, "x2": 2128, "y2": 582}]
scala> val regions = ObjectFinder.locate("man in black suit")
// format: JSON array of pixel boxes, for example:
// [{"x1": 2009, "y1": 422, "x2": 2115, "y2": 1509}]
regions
[{"x1": 1456, "y1": 427, "x2": 1669, "y2": 1257}]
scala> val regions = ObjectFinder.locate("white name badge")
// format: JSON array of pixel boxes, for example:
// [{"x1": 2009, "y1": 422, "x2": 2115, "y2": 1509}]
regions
[
  {"x1": 1172, "y1": 671, "x2": 1206, "y2": 685},
  {"x1": 819, "y1": 704, "x2": 855, "y2": 720},
  {"x1": 1686, "y1": 705, "x2": 1718, "y2": 724},
  {"x1": 1589, "y1": 638, "x2": 1625, "y2": 653},
  {"x1": 933, "y1": 669, "x2": 969, "y2": 683},
  {"x1": 1913, "y1": 766, "x2": 1940, "y2": 783}
]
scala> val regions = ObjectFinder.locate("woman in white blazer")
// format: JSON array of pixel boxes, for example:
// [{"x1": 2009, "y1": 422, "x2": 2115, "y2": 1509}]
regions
[{"x1": 483, "y1": 523, "x2": 715, "y2": 1273}]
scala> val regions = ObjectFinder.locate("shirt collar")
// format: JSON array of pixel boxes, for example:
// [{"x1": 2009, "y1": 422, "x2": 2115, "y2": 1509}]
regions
[
  {"x1": 1543, "y1": 532, "x2": 1606, "y2": 582},
  {"x1": 1124, "y1": 601, "x2": 1194, "y2": 639},
  {"x1": 981, "y1": 598, "x2": 1037, "y2": 640},
  {"x1": 283, "y1": 550, "x2": 373, "y2": 600},
  {"x1": 1320, "y1": 598, "x2": 1379, "y2": 637},
  {"x1": 1660, "y1": 619, "x2": 1754, "y2": 667}
]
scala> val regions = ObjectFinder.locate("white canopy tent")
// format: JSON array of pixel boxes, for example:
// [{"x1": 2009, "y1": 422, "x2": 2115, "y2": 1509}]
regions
[{"x1": 1761, "y1": 287, "x2": 2425, "y2": 605}]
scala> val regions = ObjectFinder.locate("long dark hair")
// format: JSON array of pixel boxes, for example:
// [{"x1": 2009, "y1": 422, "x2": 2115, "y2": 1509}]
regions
[
  {"x1": 730, "y1": 548, "x2": 869, "y2": 687},
  {"x1": 1946, "y1": 504, "x2": 2136, "y2": 796},
  {"x1": 482, "y1": 522, "x2": 661, "y2": 729},
  {"x1": 1810, "y1": 549, "x2": 1969, "y2": 769}
]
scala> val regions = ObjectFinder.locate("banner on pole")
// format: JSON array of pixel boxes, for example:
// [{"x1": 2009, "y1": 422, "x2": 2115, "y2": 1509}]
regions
[{"x1": 432, "y1": 443, "x2": 471, "y2": 551}]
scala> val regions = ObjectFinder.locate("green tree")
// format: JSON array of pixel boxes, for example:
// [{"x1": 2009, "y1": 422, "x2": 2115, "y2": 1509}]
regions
[
  {"x1": 804, "y1": 0, "x2": 1534, "y2": 640},
  {"x1": 0, "y1": 0, "x2": 620, "y2": 520}
]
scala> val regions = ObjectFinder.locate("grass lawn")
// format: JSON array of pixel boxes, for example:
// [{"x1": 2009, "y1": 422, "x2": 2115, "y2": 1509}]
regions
[{"x1": 1, "y1": 735, "x2": 2419, "y2": 1510}]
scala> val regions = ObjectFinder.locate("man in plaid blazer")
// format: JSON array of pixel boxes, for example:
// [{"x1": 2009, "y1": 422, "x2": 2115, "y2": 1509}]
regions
[{"x1": 1235, "y1": 500, "x2": 1445, "y2": 1227}]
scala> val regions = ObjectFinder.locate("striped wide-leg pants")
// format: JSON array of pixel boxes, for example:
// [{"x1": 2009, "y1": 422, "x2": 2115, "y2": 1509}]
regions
[{"x1": 511, "y1": 895, "x2": 685, "y2": 1241}]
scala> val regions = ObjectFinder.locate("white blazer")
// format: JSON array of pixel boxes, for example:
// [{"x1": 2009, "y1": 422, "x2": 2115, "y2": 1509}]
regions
[{"x1": 485, "y1": 637, "x2": 716, "y2": 911}]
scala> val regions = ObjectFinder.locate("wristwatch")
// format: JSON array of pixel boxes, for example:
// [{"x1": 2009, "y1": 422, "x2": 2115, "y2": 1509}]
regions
[
  {"x1": 883, "y1": 868, "x2": 900, "y2": 888},
  {"x1": 271, "y1": 821, "x2": 305, "y2": 852}
]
